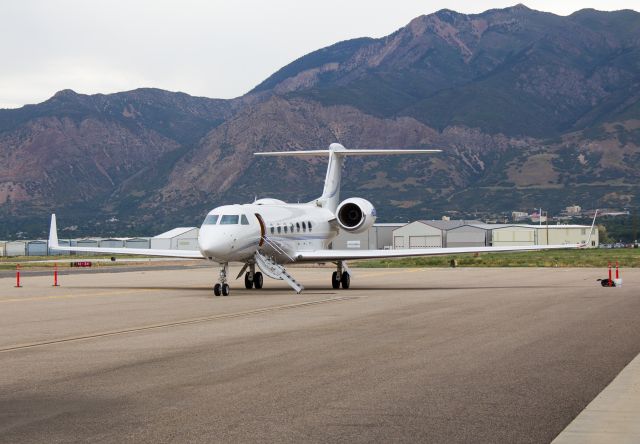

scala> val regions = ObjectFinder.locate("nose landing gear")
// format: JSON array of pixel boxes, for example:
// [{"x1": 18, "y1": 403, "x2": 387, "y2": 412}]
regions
[{"x1": 214, "y1": 263, "x2": 230, "y2": 296}]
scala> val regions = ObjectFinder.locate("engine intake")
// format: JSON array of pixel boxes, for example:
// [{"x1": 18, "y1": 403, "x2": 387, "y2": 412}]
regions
[{"x1": 336, "y1": 198, "x2": 376, "y2": 233}]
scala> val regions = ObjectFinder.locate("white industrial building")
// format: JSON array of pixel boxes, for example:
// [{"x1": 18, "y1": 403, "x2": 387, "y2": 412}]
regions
[
  {"x1": 0, "y1": 241, "x2": 6, "y2": 257},
  {"x1": 392, "y1": 220, "x2": 481, "y2": 249},
  {"x1": 124, "y1": 238, "x2": 151, "y2": 249},
  {"x1": 26, "y1": 240, "x2": 48, "y2": 256},
  {"x1": 491, "y1": 226, "x2": 537, "y2": 247},
  {"x1": 99, "y1": 238, "x2": 127, "y2": 248},
  {"x1": 5, "y1": 241, "x2": 27, "y2": 256},
  {"x1": 530, "y1": 225, "x2": 598, "y2": 247},
  {"x1": 151, "y1": 227, "x2": 199, "y2": 250},
  {"x1": 485, "y1": 224, "x2": 598, "y2": 247},
  {"x1": 446, "y1": 224, "x2": 497, "y2": 248}
]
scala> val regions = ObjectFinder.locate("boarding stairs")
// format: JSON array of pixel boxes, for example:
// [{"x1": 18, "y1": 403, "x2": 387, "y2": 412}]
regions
[{"x1": 254, "y1": 248, "x2": 304, "y2": 294}]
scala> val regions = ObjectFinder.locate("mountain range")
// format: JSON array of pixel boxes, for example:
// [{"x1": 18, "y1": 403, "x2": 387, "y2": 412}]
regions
[{"x1": 1, "y1": 4, "x2": 639, "y2": 237}]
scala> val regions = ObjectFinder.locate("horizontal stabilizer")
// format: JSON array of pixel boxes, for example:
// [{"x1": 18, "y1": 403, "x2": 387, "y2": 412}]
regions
[{"x1": 255, "y1": 148, "x2": 441, "y2": 157}]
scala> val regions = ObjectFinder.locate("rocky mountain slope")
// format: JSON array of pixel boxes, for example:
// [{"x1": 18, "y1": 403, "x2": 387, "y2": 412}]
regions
[{"x1": 0, "y1": 5, "x2": 639, "y2": 237}]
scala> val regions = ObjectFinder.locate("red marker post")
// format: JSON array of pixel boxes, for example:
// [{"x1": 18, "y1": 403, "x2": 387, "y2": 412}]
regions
[
  {"x1": 608, "y1": 262, "x2": 612, "y2": 287},
  {"x1": 15, "y1": 264, "x2": 21, "y2": 288},
  {"x1": 53, "y1": 263, "x2": 59, "y2": 287}
]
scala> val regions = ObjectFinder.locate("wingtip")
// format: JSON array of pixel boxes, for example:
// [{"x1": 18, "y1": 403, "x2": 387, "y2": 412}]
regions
[{"x1": 48, "y1": 213, "x2": 59, "y2": 248}]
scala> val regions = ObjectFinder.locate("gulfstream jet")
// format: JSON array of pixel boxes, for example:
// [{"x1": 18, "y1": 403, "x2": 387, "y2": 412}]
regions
[{"x1": 48, "y1": 143, "x2": 591, "y2": 296}]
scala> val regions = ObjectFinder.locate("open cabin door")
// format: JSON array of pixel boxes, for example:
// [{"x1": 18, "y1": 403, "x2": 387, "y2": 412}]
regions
[{"x1": 254, "y1": 213, "x2": 266, "y2": 247}]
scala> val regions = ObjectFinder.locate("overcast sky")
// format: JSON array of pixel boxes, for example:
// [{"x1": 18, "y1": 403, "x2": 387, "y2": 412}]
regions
[{"x1": 0, "y1": 0, "x2": 637, "y2": 108}]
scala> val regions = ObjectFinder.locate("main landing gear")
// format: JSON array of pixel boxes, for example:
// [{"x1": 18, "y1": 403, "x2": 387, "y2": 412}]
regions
[
  {"x1": 331, "y1": 261, "x2": 350, "y2": 289},
  {"x1": 243, "y1": 263, "x2": 263, "y2": 289}
]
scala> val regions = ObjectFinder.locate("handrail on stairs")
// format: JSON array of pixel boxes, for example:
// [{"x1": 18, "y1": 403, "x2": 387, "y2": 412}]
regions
[{"x1": 261, "y1": 235, "x2": 295, "y2": 263}]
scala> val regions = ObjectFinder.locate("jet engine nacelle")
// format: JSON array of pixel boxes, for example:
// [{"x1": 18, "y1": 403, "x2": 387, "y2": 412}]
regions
[{"x1": 335, "y1": 198, "x2": 377, "y2": 233}]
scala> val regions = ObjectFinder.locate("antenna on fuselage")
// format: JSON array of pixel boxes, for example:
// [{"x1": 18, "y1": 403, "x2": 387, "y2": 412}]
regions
[{"x1": 254, "y1": 144, "x2": 441, "y2": 213}]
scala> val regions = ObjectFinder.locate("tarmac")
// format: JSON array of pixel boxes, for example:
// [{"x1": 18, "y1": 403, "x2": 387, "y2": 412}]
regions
[{"x1": 0, "y1": 265, "x2": 639, "y2": 443}]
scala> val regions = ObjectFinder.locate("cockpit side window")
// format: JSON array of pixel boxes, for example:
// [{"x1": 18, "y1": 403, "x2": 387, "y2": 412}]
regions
[
  {"x1": 240, "y1": 215, "x2": 249, "y2": 225},
  {"x1": 220, "y1": 215, "x2": 239, "y2": 225},
  {"x1": 203, "y1": 215, "x2": 219, "y2": 225}
]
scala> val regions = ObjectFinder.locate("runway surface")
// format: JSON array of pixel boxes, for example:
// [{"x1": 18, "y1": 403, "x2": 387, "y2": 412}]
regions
[{"x1": 1, "y1": 266, "x2": 639, "y2": 443}]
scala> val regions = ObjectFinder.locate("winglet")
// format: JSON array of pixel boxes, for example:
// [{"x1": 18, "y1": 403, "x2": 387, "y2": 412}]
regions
[
  {"x1": 48, "y1": 214, "x2": 59, "y2": 248},
  {"x1": 584, "y1": 209, "x2": 598, "y2": 248}
]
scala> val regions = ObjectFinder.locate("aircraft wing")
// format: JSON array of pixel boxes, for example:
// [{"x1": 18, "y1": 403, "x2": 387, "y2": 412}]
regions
[
  {"x1": 48, "y1": 214, "x2": 205, "y2": 259},
  {"x1": 295, "y1": 243, "x2": 584, "y2": 262}
]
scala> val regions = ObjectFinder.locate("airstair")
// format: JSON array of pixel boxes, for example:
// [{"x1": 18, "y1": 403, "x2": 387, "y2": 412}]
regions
[{"x1": 254, "y1": 249, "x2": 304, "y2": 294}]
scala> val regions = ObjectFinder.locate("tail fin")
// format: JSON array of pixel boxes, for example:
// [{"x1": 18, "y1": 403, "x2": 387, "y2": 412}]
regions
[{"x1": 255, "y1": 143, "x2": 441, "y2": 212}]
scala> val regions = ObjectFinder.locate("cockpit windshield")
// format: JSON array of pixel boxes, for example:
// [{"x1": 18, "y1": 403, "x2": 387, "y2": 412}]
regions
[
  {"x1": 203, "y1": 214, "x2": 219, "y2": 225},
  {"x1": 220, "y1": 215, "x2": 240, "y2": 225}
]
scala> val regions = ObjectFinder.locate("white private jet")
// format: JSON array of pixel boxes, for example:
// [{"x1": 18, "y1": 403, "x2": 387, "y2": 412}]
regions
[{"x1": 48, "y1": 143, "x2": 592, "y2": 296}]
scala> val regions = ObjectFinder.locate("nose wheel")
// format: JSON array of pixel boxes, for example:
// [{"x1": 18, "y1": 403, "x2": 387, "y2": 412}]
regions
[
  {"x1": 214, "y1": 263, "x2": 231, "y2": 296},
  {"x1": 214, "y1": 283, "x2": 230, "y2": 296}
]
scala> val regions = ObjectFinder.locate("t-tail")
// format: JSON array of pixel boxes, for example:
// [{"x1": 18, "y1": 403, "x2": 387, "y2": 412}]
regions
[{"x1": 254, "y1": 143, "x2": 441, "y2": 213}]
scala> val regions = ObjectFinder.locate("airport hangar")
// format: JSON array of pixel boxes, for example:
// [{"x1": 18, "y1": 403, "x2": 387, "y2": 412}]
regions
[{"x1": 0, "y1": 221, "x2": 598, "y2": 257}]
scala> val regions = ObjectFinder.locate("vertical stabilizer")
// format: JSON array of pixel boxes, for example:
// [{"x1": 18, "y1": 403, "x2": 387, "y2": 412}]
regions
[{"x1": 318, "y1": 143, "x2": 346, "y2": 212}]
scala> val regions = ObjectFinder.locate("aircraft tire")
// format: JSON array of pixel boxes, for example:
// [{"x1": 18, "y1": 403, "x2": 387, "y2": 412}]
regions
[
  {"x1": 340, "y1": 271, "x2": 350, "y2": 289},
  {"x1": 244, "y1": 272, "x2": 253, "y2": 289},
  {"x1": 254, "y1": 272, "x2": 263, "y2": 289},
  {"x1": 214, "y1": 283, "x2": 222, "y2": 296},
  {"x1": 331, "y1": 271, "x2": 340, "y2": 289},
  {"x1": 222, "y1": 283, "x2": 230, "y2": 296}
]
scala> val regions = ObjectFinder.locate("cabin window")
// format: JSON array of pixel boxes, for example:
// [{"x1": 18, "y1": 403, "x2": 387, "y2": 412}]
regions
[
  {"x1": 220, "y1": 215, "x2": 239, "y2": 225},
  {"x1": 308, "y1": 221, "x2": 313, "y2": 231},
  {"x1": 302, "y1": 222, "x2": 306, "y2": 232},
  {"x1": 270, "y1": 226, "x2": 275, "y2": 234},
  {"x1": 290, "y1": 224, "x2": 294, "y2": 232},
  {"x1": 203, "y1": 215, "x2": 219, "y2": 225},
  {"x1": 277, "y1": 226, "x2": 282, "y2": 234},
  {"x1": 284, "y1": 225, "x2": 288, "y2": 233},
  {"x1": 296, "y1": 222, "x2": 300, "y2": 232},
  {"x1": 241, "y1": 215, "x2": 249, "y2": 225}
]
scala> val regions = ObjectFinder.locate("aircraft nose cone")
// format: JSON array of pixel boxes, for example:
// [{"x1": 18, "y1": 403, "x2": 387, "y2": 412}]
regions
[{"x1": 199, "y1": 229, "x2": 234, "y2": 260}]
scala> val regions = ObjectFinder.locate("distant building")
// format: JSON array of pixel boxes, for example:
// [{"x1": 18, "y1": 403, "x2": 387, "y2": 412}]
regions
[
  {"x1": 125, "y1": 238, "x2": 151, "y2": 249},
  {"x1": 491, "y1": 226, "x2": 537, "y2": 246},
  {"x1": 392, "y1": 220, "x2": 481, "y2": 249},
  {"x1": 5, "y1": 241, "x2": 27, "y2": 256},
  {"x1": 511, "y1": 211, "x2": 528, "y2": 221},
  {"x1": 151, "y1": 227, "x2": 199, "y2": 250},
  {"x1": 446, "y1": 224, "x2": 495, "y2": 248},
  {"x1": 530, "y1": 212, "x2": 547, "y2": 223},
  {"x1": 26, "y1": 240, "x2": 48, "y2": 256},
  {"x1": 566, "y1": 205, "x2": 582, "y2": 216},
  {"x1": 532, "y1": 224, "x2": 598, "y2": 247}
]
